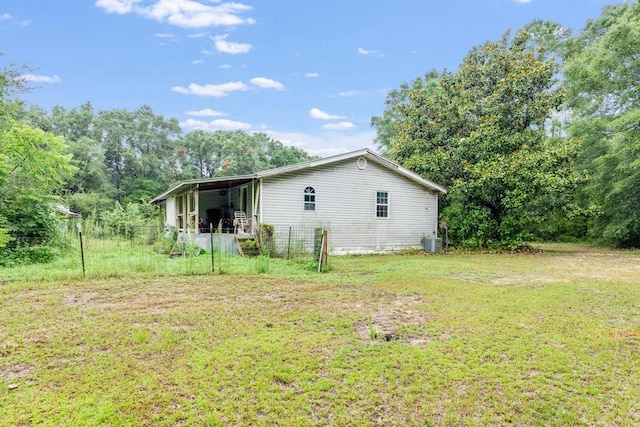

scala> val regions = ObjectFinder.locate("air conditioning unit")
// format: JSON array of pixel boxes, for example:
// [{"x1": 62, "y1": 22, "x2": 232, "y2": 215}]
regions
[{"x1": 423, "y1": 238, "x2": 442, "y2": 253}]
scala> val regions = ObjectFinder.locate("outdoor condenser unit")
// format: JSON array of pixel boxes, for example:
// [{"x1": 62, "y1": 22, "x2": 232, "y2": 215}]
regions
[{"x1": 423, "y1": 238, "x2": 442, "y2": 253}]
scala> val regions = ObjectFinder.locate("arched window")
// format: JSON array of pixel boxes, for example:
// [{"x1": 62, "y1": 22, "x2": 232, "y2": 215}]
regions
[{"x1": 304, "y1": 187, "x2": 316, "y2": 211}]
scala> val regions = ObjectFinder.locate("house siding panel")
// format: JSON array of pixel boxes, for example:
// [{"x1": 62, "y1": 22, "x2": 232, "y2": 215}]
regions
[{"x1": 261, "y1": 158, "x2": 438, "y2": 254}]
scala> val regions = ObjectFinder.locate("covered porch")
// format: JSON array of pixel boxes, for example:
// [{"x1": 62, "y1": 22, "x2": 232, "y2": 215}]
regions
[{"x1": 152, "y1": 175, "x2": 262, "y2": 242}]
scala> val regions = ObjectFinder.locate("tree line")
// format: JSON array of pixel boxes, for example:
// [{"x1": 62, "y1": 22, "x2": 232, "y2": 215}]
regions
[
  {"x1": 18, "y1": 102, "x2": 315, "y2": 217},
  {"x1": 371, "y1": 1, "x2": 640, "y2": 249}
]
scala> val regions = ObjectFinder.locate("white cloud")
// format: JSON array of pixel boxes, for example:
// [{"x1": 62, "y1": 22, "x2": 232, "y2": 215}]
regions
[
  {"x1": 323, "y1": 122, "x2": 355, "y2": 131},
  {"x1": 212, "y1": 34, "x2": 252, "y2": 54},
  {"x1": 250, "y1": 77, "x2": 284, "y2": 90},
  {"x1": 333, "y1": 88, "x2": 388, "y2": 98},
  {"x1": 336, "y1": 90, "x2": 360, "y2": 98},
  {"x1": 20, "y1": 74, "x2": 62, "y2": 84},
  {"x1": 96, "y1": 0, "x2": 255, "y2": 28},
  {"x1": 309, "y1": 108, "x2": 345, "y2": 120},
  {"x1": 191, "y1": 59, "x2": 204, "y2": 65},
  {"x1": 181, "y1": 118, "x2": 251, "y2": 131},
  {"x1": 95, "y1": 0, "x2": 141, "y2": 14},
  {"x1": 172, "y1": 81, "x2": 248, "y2": 97},
  {"x1": 305, "y1": 72, "x2": 319, "y2": 78},
  {"x1": 186, "y1": 108, "x2": 227, "y2": 117},
  {"x1": 0, "y1": 13, "x2": 30, "y2": 25},
  {"x1": 513, "y1": 0, "x2": 532, "y2": 3},
  {"x1": 219, "y1": 64, "x2": 231, "y2": 69},
  {"x1": 154, "y1": 32, "x2": 176, "y2": 38},
  {"x1": 358, "y1": 47, "x2": 380, "y2": 56}
]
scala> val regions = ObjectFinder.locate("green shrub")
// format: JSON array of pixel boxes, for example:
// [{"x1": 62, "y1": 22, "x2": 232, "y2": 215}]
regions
[{"x1": 0, "y1": 244, "x2": 63, "y2": 267}]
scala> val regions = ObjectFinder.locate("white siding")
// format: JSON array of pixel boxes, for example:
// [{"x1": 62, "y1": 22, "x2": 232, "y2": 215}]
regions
[
  {"x1": 166, "y1": 196, "x2": 176, "y2": 228},
  {"x1": 260, "y1": 158, "x2": 439, "y2": 254}
]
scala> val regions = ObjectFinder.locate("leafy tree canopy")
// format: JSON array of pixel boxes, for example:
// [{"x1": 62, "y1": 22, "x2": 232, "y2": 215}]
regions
[
  {"x1": 21, "y1": 99, "x2": 318, "y2": 219},
  {"x1": 177, "y1": 130, "x2": 317, "y2": 179},
  {"x1": 564, "y1": 1, "x2": 640, "y2": 247},
  {"x1": 383, "y1": 29, "x2": 583, "y2": 248},
  {"x1": 0, "y1": 119, "x2": 76, "y2": 261}
]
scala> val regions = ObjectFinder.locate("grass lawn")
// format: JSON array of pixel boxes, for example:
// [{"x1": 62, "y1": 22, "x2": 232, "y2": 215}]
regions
[{"x1": 1, "y1": 244, "x2": 639, "y2": 426}]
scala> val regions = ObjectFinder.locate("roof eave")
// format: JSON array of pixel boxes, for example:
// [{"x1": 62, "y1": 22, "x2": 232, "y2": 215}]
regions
[{"x1": 150, "y1": 174, "x2": 256, "y2": 204}]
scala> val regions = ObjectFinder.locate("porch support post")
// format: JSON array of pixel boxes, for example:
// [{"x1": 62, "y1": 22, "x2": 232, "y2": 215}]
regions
[
  {"x1": 194, "y1": 186, "x2": 199, "y2": 235},
  {"x1": 252, "y1": 180, "x2": 261, "y2": 236}
]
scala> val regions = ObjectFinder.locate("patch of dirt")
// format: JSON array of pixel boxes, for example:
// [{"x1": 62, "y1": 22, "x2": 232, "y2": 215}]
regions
[
  {"x1": 63, "y1": 291, "x2": 99, "y2": 305},
  {"x1": 0, "y1": 362, "x2": 34, "y2": 380},
  {"x1": 355, "y1": 294, "x2": 429, "y2": 345},
  {"x1": 612, "y1": 330, "x2": 640, "y2": 341},
  {"x1": 489, "y1": 273, "x2": 567, "y2": 286}
]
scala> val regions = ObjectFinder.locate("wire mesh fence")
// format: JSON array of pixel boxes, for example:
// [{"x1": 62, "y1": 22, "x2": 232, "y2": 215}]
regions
[
  {"x1": 0, "y1": 222, "x2": 328, "y2": 281},
  {"x1": 259, "y1": 224, "x2": 324, "y2": 263}
]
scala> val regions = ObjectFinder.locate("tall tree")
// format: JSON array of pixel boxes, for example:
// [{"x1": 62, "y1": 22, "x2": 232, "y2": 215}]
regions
[
  {"x1": 0, "y1": 54, "x2": 31, "y2": 247},
  {"x1": 386, "y1": 29, "x2": 582, "y2": 248},
  {"x1": 564, "y1": 1, "x2": 640, "y2": 247},
  {"x1": 91, "y1": 106, "x2": 180, "y2": 203},
  {"x1": 263, "y1": 136, "x2": 316, "y2": 168},
  {"x1": 177, "y1": 130, "x2": 317, "y2": 179},
  {"x1": 50, "y1": 102, "x2": 95, "y2": 141},
  {"x1": 178, "y1": 130, "x2": 225, "y2": 179},
  {"x1": 370, "y1": 70, "x2": 440, "y2": 154},
  {"x1": 0, "y1": 120, "x2": 76, "y2": 263}
]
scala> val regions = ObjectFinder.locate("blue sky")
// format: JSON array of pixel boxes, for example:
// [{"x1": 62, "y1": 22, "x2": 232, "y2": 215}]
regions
[{"x1": 1, "y1": 0, "x2": 622, "y2": 156}]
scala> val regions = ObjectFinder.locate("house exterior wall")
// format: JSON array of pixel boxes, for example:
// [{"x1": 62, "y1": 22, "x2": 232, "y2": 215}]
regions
[{"x1": 260, "y1": 157, "x2": 439, "y2": 254}]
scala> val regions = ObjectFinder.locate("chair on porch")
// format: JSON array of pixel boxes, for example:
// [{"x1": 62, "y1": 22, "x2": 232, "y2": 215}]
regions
[{"x1": 233, "y1": 211, "x2": 250, "y2": 234}]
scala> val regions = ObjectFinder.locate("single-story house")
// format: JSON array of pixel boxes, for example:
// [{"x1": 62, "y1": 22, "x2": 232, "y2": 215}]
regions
[{"x1": 150, "y1": 148, "x2": 446, "y2": 254}]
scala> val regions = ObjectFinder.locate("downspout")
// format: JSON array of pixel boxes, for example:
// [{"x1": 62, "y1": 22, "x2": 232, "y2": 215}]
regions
[
  {"x1": 258, "y1": 178, "x2": 263, "y2": 224},
  {"x1": 435, "y1": 191, "x2": 438, "y2": 239},
  {"x1": 252, "y1": 179, "x2": 261, "y2": 236}
]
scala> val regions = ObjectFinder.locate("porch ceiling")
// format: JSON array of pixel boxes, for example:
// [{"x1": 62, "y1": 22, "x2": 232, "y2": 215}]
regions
[
  {"x1": 198, "y1": 178, "x2": 253, "y2": 192},
  {"x1": 150, "y1": 176, "x2": 254, "y2": 203}
]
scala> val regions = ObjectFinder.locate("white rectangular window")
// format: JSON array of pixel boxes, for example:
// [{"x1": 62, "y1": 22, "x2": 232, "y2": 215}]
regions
[{"x1": 376, "y1": 191, "x2": 388, "y2": 218}]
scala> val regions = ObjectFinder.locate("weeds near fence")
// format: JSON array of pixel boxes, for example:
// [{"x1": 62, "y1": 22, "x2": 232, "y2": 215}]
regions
[
  {"x1": 0, "y1": 242, "x2": 317, "y2": 282},
  {"x1": 0, "y1": 221, "x2": 330, "y2": 282},
  {"x1": 0, "y1": 223, "x2": 327, "y2": 282}
]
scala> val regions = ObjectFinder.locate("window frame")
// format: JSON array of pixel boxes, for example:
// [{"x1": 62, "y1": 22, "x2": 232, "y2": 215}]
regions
[
  {"x1": 304, "y1": 186, "x2": 316, "y2": 211},
  {"x1": 376, "y1": 191, "x2": 389, "y2": 218}
]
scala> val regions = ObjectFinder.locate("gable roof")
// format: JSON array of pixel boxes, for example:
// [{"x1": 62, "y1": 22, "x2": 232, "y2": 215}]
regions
[{"x1": 150, "y1": 148, "x2": 446, "y2": 204}]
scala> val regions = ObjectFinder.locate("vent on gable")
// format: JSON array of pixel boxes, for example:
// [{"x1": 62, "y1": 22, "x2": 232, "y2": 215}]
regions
[{"x1": 356, "y1": 157, "x2": 368, "y2": 170}]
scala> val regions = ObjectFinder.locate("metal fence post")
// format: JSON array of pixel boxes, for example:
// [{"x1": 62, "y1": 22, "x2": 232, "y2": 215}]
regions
[
  {"x1": 210, "y1": 223, "x2": 215, "y2": 273},
  {"x1": 77, "y1": 223, "x2": 86, "y2": 278}
]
